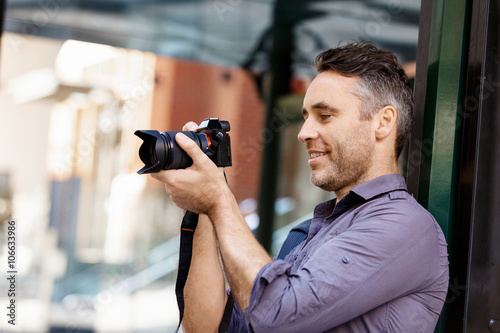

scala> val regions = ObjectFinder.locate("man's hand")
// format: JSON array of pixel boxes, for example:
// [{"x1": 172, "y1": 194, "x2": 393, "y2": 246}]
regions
[
  {"x1": 153, "y1": 121, "x2": 272, "y2": 313},
  {"x1": 151, "y1": 123, "x2": 229, "y2": 215}
]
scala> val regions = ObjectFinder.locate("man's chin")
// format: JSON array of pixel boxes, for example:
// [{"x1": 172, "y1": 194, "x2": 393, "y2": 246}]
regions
[{"x1": 310, "y1": 174, "x2": 337, "y2": 192}]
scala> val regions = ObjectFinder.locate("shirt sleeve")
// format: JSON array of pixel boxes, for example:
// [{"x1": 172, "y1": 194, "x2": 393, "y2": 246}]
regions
[
  {"x1": 243, "y1": 201, "x2": 447, "y2": 333},
  {"x1": 227, "y1": 289, "x2": 249, "y2": 333}
]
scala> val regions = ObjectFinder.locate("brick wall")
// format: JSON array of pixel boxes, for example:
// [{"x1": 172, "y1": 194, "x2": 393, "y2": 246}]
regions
[{"x1": 150, "y1": 56, "x2": 265, "y2": 202}]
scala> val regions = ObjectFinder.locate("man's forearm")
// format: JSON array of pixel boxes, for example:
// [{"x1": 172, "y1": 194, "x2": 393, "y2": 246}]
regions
[
  {"x1": 150, "y1": 130, "x2": 272, "y2": 319},
  {"x1": 208, "y1": 189, "x2": 273, "y2": 311},
  {"x1": 183, "y1": 214, "x2": 226, "y2": 333}
]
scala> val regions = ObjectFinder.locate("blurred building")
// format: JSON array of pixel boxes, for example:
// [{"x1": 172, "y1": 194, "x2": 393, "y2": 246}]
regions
[{"x1": 0, "y1": 31, "x2": 268, "y2": 331}]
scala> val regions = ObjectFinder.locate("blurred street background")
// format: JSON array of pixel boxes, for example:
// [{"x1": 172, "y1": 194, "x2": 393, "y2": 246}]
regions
[{"x1": 0, "y1": 1, "x2": 421, "y2": 332}]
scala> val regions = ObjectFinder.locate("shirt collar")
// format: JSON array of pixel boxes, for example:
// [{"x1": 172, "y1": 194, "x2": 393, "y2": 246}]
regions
[
  {"x1": 313, "y1": 174, "x2": 408, "y2": 221},
  {"x1": 350, "y1": 174, "x2": 408, "y2": 201}
]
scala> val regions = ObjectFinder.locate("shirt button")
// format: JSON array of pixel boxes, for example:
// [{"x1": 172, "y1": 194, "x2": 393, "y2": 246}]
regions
[{"x1": 341, "y1": 256, "x2": 350, "y2": 264}]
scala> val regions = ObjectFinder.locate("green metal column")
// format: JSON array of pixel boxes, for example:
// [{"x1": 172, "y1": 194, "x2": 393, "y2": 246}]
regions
[
  {"x1": 422, "y1": 0, "x2": 470, "y2": 239},
  {"x1": 408, "y1": 0, "x2": 471, "y2": 331}
]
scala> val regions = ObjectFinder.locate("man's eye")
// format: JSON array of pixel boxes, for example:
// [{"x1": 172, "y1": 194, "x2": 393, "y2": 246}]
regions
[{"x1": 320, "y1": 114, "x2": 331, "y2": 120}]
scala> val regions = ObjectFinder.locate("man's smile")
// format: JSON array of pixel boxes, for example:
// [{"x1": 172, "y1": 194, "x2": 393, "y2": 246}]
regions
[{"x1": 307, "y1": 150, "x2": 328, "y2": 164}]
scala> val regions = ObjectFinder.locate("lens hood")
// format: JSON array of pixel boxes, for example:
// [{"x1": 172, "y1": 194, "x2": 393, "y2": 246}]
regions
[{"x1": 134, "y1": 130, "x2": 167, "y2": 174}]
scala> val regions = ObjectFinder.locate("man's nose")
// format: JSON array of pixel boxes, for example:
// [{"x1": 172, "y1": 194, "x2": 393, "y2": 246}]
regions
[{"x1": 297, "y1": 120, "x2": 318, "y2": 143}]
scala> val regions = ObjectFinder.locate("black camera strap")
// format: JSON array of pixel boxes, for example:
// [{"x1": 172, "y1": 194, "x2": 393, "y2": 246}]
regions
[
  {"x1": 218, "y1": 292, "x2": 234, "y2": 332},
  {"x1": 174, "y1": 210, "x2": 199, "y2": 333},
  {"x1": 174, "y1": 199, "x2": 234, "y2": 331}
]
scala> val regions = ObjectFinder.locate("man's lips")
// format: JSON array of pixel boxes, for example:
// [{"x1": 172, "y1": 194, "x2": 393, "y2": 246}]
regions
[{"x1": 307, "y1": 150, "x2": 327, "y2": 163}]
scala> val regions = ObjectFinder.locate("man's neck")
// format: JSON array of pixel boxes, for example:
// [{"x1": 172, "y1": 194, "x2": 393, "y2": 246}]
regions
[{"x1": 335, "y1": 166, "x2": 399, "y2": 202}]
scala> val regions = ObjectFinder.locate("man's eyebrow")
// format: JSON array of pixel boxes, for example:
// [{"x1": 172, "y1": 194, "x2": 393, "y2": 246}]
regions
[
  {"x1": 311, "y1": 101, "x2": 340, "y2": 113},
  {"x1": 302, "y1": 101, "x2": 340, "y2": 117}
]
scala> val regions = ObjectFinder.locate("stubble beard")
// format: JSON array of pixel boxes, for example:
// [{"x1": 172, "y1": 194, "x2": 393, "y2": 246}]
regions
[{"x1": 310, "y1": 128, "x2": 374, "y2": 193}]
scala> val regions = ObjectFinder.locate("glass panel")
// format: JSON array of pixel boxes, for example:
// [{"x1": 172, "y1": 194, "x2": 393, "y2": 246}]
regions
[
  {"x1": 4, "y1": 0, "x2": 275, "y2": 67},
  {"x1": 272, "y1": 0, "x2": 421, "y2": 254}
]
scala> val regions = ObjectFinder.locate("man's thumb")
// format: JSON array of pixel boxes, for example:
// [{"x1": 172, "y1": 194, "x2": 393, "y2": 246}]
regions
[{"x1": 175, "y1": 132, "x2": 205, "y2": 161}]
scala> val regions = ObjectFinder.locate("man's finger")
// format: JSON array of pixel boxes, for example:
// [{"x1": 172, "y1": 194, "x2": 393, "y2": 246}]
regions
[
  {"x1": 176, "y1": 132, "x2": 210, "y2": 163},
  {"x1": 182, "y1": 121, "x2": 198, "y2": 132}
]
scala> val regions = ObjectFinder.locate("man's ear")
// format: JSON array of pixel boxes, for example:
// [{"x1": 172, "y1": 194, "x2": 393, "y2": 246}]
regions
[{"x1": 374, "y1": 105, "x2": 397, "y2": 140}]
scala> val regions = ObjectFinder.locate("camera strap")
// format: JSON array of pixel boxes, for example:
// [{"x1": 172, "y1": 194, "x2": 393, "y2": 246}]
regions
[
  {"x1": 174, "y1": 210, "x2": 198, "y2": 333},
  {"x1": 174, "y1": 207, "x2": 234, "y2": 331}
]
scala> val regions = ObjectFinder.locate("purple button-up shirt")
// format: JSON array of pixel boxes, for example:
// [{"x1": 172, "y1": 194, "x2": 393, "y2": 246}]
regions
[{"x1": 228, "y1": 174, "x2": 449, "y2": 332}]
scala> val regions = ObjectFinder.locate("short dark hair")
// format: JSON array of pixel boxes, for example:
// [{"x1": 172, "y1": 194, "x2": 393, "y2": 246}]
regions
[{"x1": 315, "y1": 41, "x2": 414, "y2": 158}]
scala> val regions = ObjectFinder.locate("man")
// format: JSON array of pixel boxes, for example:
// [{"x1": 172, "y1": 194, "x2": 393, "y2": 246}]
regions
[{"x1": 152, "y1": 42, "x2": 449, "y2": 332}]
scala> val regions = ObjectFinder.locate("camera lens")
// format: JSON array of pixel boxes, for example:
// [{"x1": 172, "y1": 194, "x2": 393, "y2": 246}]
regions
[
  {"x1": 161, "y1": 131, "x2": 210, "y2": 170},
  {"x1": 134, "y1": 130, "x2": 210, "y2": 174}
]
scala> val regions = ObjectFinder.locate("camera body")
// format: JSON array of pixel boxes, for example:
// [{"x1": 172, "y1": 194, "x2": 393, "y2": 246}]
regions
[
  {"x1": 196, "y1": 118, "x2": 232, "y2": 168},
  {"x1": 134, "y1": 118, "x2": 231, "y2": 174}
]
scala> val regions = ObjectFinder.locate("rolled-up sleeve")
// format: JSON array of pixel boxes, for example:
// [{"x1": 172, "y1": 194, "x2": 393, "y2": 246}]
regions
[
  {"x1": 244, "y1": 260, "x2": 292, "y2": 321},
  {"x1": 228, "y1": 260, "x2": 295, "y2": 332}
]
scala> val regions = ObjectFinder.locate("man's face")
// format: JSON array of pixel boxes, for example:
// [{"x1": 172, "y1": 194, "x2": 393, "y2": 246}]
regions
[{"x1": 298, "y1": 71, "x2": 375, "y2": 193}]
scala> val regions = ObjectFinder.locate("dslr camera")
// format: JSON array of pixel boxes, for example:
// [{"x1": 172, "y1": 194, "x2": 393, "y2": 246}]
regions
[{"x1": 134, "y1": 118, "x2": 232, "y2": 174}]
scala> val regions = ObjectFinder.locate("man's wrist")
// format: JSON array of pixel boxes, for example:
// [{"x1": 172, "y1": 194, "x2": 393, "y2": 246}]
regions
[{"x1": 206, "y1": 185, "x2": 237, "y2": 224}]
